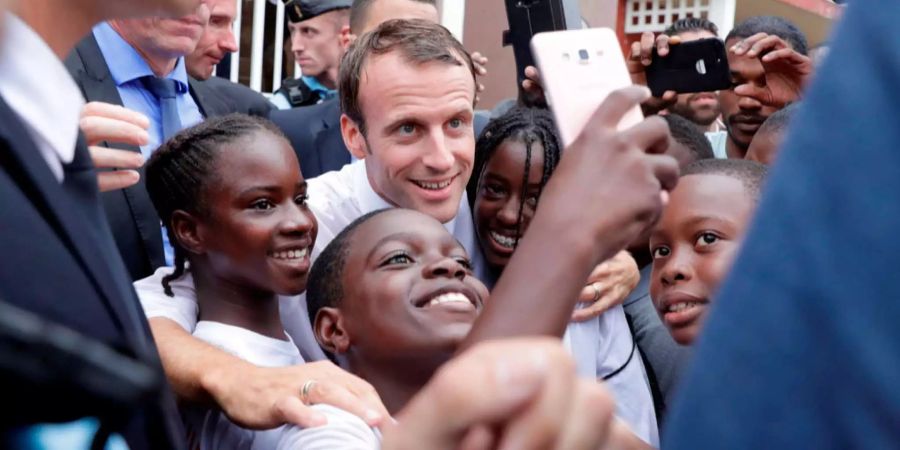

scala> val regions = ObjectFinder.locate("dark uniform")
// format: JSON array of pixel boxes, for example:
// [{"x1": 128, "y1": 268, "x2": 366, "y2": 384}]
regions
[{"x1": 274, "y1": 0, "x2": 351, "y2": 108}]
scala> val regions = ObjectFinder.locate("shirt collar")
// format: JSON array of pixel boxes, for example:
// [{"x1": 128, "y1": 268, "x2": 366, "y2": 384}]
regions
[
  {"x1": 348, "y1": 158, "x2": 472, "y2": 247},
  {"x1": 93, "y1": 22, "x2": 190, "y2": 90},
  {"x1": 301, "y1": 75, "x2": 336, "y2": 98},
  {"x1": 0, "y1": 13, "x2": 83, "y2": 167}
]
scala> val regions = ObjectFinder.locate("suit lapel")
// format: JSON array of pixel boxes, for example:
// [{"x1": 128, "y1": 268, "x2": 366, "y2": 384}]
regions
[
  {"x1": 189, "y1": 77, "x2": 230, "y2": 118},
  {"x1": 0, "y1": 98, "x2": 146, "y2": 354}
]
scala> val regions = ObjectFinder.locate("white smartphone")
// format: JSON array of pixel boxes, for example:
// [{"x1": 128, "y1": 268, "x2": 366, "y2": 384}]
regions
[{"x1": 531, "y1": 28, "x2": 644, "y2": 147}]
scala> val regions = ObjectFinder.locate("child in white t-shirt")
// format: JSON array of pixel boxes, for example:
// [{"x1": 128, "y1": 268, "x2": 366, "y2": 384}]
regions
[{"x1": 142, "y1": 114, "x2": 357, "y2": 449}]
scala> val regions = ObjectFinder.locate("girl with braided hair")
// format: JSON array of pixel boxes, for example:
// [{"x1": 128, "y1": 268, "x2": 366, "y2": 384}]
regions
[
  {"x1": 142, "y1": 113, "x2": 320, "y2": 448},
  {"x1": 468, "y1": 106, "x2": 660, "y2": 446}
]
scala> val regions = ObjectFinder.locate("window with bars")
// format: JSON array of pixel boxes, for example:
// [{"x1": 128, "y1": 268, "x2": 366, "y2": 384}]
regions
[{"x1": 624, "y1": 0, "x2": 715, "y2": 34}]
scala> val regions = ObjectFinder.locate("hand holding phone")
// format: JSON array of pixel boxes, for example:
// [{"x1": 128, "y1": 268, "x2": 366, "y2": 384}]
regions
[
  {"x1": 531, "y1": 28, "x2": 644, "y2": 146},
  {"x1": 645, "y1": 38, "x2": 732, "y2": 98}
]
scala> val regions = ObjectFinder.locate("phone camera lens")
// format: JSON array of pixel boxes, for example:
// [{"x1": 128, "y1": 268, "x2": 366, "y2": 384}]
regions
[{"x1": 578, "y1": 49, "x2": 589, "y2": 60}]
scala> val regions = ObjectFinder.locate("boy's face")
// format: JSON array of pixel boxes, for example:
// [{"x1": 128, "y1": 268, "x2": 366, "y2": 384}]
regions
[
  {"x1": 196, "y1": 130, "x2": 318, "y2": 296},
  {"x1": 473, "y1": 139, "x2": 545, "y2": 270},
  {"x1": 648, "y1": 174, "x2": 754, "y2": 345},
  {"x1": 343, "y1": 52, "x2": 476, "y2": 224},
  {"x1": 627, "y1": 140, "x2": 696, "y2": 256},
  {"x1": 335, "y1": 209, "x2": 488, "y2": 360}
]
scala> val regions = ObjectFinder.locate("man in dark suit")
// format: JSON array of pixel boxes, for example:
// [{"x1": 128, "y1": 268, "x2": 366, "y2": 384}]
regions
[
  {"x1": 65, "y1": 11, "x2": 268, "y2": 280},
  {"x1": 184, "y1": 0, "x2": 275, "y2": 118},
  {"x1": 0, "y1": 0, "x2": 197, "y2": 448}
]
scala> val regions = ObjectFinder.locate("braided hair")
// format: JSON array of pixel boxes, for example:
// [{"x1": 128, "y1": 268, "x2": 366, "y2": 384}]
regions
[
  {"x1": 145, "y1": 114, "x2": 287, "y2": 296},
  {"x1": 467, "y1": 107, "x2": 562, "y2": 249}
]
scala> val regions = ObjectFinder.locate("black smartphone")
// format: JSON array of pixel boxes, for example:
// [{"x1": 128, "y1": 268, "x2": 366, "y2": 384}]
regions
[{"x1": 645, "y1": 38, "x2": 732, "y2": 97}]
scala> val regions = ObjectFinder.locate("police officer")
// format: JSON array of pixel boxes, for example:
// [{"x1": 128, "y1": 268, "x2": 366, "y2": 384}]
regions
[{"x1": 271, "y1": 0, "x2": 351, "y2": 109}]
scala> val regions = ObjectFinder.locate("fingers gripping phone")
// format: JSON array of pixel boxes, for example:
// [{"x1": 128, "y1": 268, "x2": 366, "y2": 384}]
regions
[
  {"x1": 531, "y1": 28, "x2": 644, "y2": 146},
  {"x1": 645, "y1": 38, "x2": 732, "y2": 97}
]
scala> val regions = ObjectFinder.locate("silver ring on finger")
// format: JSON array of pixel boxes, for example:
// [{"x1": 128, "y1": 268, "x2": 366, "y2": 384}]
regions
[{"x1": 301, "y1": 379, "x2": 317, "y2": 405}]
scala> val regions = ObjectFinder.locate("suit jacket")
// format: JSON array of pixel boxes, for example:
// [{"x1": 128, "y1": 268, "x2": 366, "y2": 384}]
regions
[
  {"x1": 0, "y1": 96, "x2": 183, "y2": 449},
  {"x1": 202, "y1": 75, "x2": 275, "y2": 118},
  {"x1": 269, "y1": 99, "x2": 493, "y2": 180},
  {"x1": 64, "y1": 34, "x2": 240, "y2": 280}
]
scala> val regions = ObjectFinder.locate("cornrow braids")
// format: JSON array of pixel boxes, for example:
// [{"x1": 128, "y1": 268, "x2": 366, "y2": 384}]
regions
[
  {"x1": 145, "y1": 114, "x2": 286, "y2": 296},
  {"x1": 467, "y1": 107, "x2": 562, "y2": 248}
]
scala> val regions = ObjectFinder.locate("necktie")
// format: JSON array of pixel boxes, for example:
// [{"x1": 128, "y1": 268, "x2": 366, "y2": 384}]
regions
[{"x1": 141, "y1": 76, "x2": 183, "y2": 142}]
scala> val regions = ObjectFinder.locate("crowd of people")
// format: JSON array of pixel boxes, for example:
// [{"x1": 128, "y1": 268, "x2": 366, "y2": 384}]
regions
[{"x1": 2, "y1": 0, "x2": 898, "y2": 448}]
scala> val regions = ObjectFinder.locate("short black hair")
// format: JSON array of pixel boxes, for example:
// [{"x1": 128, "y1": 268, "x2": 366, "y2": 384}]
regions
[
  {"x1": 664, "y1": 17, "x2": 719, "y2": 37},
  {"x1": 145, "y1": 114, "x2": 286, "y2": 296},
  {"x1": 349, "y1": 0, "x2": 437, "y2": 34},
  {"x1": 306, "y1": 209, "x2": 391, "y2": 329},
  {"x1": 682, "y1": 159, "x2": 769, "y2": 202},
  {"x1": 726, "y1": 16, "x2": 808, "y2": 55},
  {"x1": 663, "y1": 114, "x2": 715, "y2": 162},
  {"x1": 757, "y1": 102, "x2": 799, "y2": 137}
]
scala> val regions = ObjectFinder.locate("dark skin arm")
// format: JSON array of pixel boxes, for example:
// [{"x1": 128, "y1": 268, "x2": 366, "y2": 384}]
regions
[{"x1": 462, "y1": 86, "x2": 679, "y2": 347}]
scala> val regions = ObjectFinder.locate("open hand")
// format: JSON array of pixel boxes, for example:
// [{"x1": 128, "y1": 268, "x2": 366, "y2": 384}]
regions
[{"x1": 730, "y1": 32, "x2": 812, "y2": 107}]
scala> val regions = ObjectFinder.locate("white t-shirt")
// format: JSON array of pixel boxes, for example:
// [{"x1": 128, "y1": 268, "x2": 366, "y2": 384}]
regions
[
  {"x1": 185, "y1": 322, "x2": 381, "y2": 449},
  {"x1": 135, "y1": 160, "x2": 658, "y2": 445},
  {"x1": 135, "y1": 159, "x2": 481, "y2": 362}
]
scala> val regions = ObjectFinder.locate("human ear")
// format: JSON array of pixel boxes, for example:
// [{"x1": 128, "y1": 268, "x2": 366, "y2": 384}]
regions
[
  {"x1": 314, "y1": 307, "x2": 351, "y2": 354},
  {"x1": 171, "y1": 210, "x2": 205, "y2": 255},
  {"x1": 341, "y1": 113, "x2": 368, "y2": 160},
  {"x1": 339, "y1": 25, "x2": 354, "y2": 51}
]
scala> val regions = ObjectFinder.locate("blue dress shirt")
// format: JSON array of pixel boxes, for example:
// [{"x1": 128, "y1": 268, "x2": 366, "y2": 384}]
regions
[{"x1": 92, "y1": 22, "x2": 205, "y2": 265}]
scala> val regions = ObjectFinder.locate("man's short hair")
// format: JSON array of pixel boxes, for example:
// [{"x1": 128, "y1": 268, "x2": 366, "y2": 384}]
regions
[
  {"x1": 682, "y1": 159, "x2": 769, "y2": 202},
  {"x1": 663, "y1": 114, "x2": 715, "y2": 161},
  {"x1": 338, "y1": 18, "x2": 475, "y2": 135},
  {"x1": 307, "y1": 209, "x2": 390, "y2": 328},
  {"x1": 726, "y1": 16, "x2": 808, "y2": 55},
  {"x1": 349, "y1": 0, "x2": 437, "y2": 34},
  {"x1": 758, "y1": 102, "x2": 799, "y2": 138},
  {"x1": 664, "y1": 17, "x2": 719, "y2": 37}
]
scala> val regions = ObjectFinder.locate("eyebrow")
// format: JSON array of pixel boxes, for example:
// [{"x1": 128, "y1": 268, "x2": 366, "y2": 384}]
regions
[
  {"x1": 683, "y1": 214, "x2": 739, "y2": 229},
  {"x1": 237, "y1": 181, "x2": 307, "y2": 198}
]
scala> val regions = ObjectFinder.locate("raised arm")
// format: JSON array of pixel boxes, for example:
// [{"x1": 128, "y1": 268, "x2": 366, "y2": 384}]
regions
[
  {"x1": 462, "y1": 86, "x2": 678, "y2": 348},
  {"x1": 149, "y1": 317, "x2": 388, "y2": 429}
]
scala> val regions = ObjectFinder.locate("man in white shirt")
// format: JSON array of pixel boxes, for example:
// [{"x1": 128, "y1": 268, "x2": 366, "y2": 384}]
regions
[{"x1": 137, "y1": 16, "x2": 642, "y2": 434}]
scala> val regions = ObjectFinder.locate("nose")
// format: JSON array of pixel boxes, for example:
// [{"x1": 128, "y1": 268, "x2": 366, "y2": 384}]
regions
[
  {"x1": 221, "y1": 29, "x2": 238, "y2": 53},
  {"x1": 737, "y1": 92, "x2": 762, "y2": 111},
  {"x1": 659, "y1": 249, "x2": 693, "y2": 287},
  {"x1": 496, "y1": 195, "x2": 521, "y2": 227},
  {"x1": 291, "y1": 32, "x2": 305, "y2": 54},
  {"x1": 278, "y1": 201, "x2": 317, "y2": 236},
  {"x1": 421, "y1": 132, "x2": 455, "y2": 174},
  {"x1": 424, "y1": 256, "x2": 467, "y2": 281}
]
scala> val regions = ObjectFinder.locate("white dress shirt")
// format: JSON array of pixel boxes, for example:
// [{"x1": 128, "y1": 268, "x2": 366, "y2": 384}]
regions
[
  {"x1": 0, "y1": 13, "x2": 84, "y2": 182},
  {"x1": 135, "y1": 159, "x2": 481, "y2": 362}
]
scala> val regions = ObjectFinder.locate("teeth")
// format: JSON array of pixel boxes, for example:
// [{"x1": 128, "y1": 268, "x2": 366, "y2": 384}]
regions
[
  {"x1": 425, "y1": 292, "x2": 472, "y2": 308},
  {"x1": 272, "y1": 248, "x2": 308, "y2": 260},
  {"x1": 415, "y1": 179, "x2": 453, "y2": 190},
  {"x1": 667, "y1": 302, "x2": 701, "y2": 313},
  {"x1": 490, "y1": 231, "x2": 517, "y2": 249}
]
